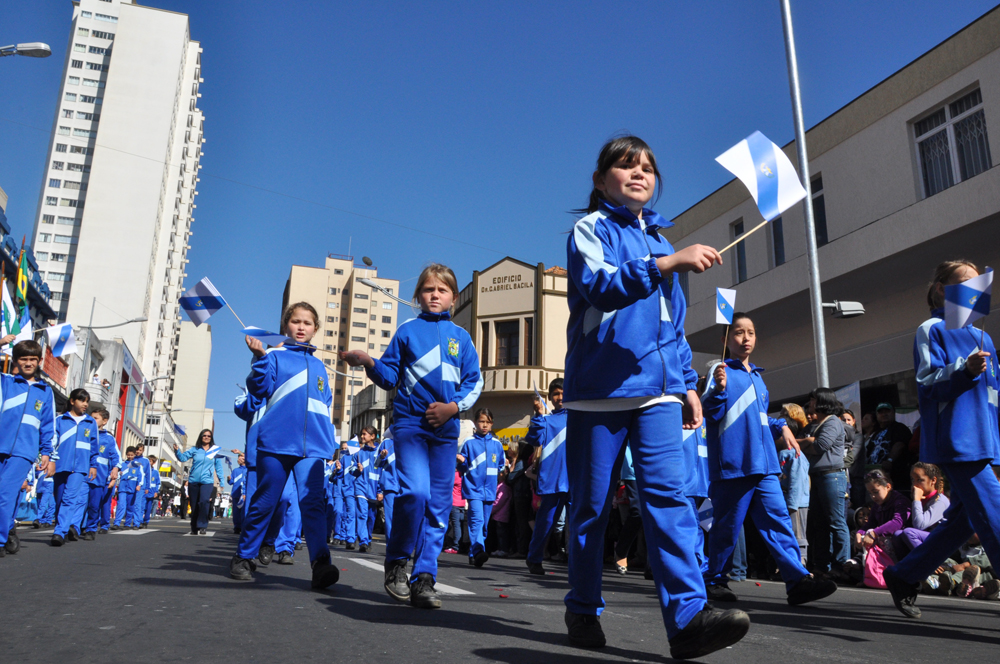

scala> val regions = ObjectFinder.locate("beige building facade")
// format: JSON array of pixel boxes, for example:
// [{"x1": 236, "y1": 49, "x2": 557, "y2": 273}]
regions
[
  {"x1": 453, "y1": 258, "x2": 568, "y2": 445},
  {"x1": 168, "y1": 320, "x2": 214, "y2": 440},
  {"x1": 666, "y1": 8, "x2": 1000, "y2": 412},
  {"x1": 283, "y1": 254, "x2": 400, "y2": 440}
]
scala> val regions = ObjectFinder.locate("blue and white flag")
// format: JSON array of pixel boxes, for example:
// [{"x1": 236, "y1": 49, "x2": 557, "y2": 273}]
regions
[
  {"x1": 945, "y1": 267, "x2": 993, "y2": 330},
  {"x1": 697, "y1": 498, "x2": 713, "y2": 532},
  {"x1": 45, "y1": 322, "x2": 77, "y2": 357},
  {"x1": 716, "y1": 131, "x2": 807, "y2": 222},
  {"x1": 243, "y1": 327, "x2": 292, "y2": 346},
  {"x1": 179, "y1": 277, "x2": 226, "y2": 326},
  {"x1": 174, "y1": 423, "x2": 187, "y2": 436},
  {"x1": 716, "y1": 288, "x2": 736, "y2": 325}
]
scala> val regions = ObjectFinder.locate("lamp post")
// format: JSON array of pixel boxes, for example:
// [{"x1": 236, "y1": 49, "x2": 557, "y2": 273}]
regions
[
  {"x1": 0, "y1": 42, "x2": 51, "y2": 58},
  {"x1": 78, "y1": 296, "x2": 146, "y2": 388}
]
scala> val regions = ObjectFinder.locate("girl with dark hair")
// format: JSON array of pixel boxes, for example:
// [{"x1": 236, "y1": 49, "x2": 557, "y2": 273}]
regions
[
  {"x1": 351, "y1": 426, "x2": 380, "y2": 552},
  {"x1": 174, "y1": 429, "x2": 226, "y2": 535},
  {"x1": 50, "y1": 388, "x2": 99, "y2": 546},
  {"x1": 893, "y1": 462, "x2": 950, "y2": 556}
]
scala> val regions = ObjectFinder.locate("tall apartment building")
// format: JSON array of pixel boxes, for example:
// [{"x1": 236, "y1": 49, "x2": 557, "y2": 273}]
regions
[
  {"x1": 283, "y1": 255, "x2": 401, "y2": 440},
  {"x1": 168, "y1": 320, "x2": 214, "y2": 441},
  {"x1": 30, "y1": 0, "x2": 204, "y2": 404}
]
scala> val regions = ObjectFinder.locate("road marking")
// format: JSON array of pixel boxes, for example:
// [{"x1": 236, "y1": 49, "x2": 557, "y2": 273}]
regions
[
  {"x1": 183, "y1": 531, "x2": 216, "y2": 537},
  {"x1": 348, "y1": 558, "x2": 475, "y2": 595},
  {"x1": 112, "y1": 529, "x2": 159, "y2": 535}
]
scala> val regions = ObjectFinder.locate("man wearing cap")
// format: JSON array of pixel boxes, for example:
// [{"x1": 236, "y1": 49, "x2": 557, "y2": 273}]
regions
[{"x1": 865, "y1": 404, "x2": 915, "y2": 493}]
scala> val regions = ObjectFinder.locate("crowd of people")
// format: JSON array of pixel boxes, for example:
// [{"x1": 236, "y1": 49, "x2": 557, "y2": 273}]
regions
[{"x1": 2, "y1": 135, "x2": 998, "y2": 659}]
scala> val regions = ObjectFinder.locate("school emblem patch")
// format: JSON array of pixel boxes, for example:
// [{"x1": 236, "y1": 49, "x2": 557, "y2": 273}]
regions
[
  {"x1": 84, "y1": 428, "x2": 91, "y2": 437},
  {"x1": 99, "y1": 446, "x2": 105, "y2": 453},
  {"x1": 448, "y1": 338, "x2": 459, "y2": 357},
  {"x1": 34, "y1": 400, "x2": 42, "y2": 412},
  {"x1": 491, "y1": 453, "x2": 497, "y2": 463},
  {"x1": 317, "y1": 376, "x2": 325, "y2": 392}
]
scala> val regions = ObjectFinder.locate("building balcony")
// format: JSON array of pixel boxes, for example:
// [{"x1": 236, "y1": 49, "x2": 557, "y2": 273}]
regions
[{"x1": 479, "y1": 366, "x2": 564, "y2": 395}]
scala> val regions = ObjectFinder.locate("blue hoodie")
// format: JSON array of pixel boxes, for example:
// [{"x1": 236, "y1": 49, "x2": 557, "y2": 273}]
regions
[
  {"x1": 88, "y1": 430, "x2": 122, "y2": 488},
  {"x1": 458, "y1": 431, "x2": 506, "y2": 501},
  {"x1": 350, "y1": 446, "x2": 380, "y2": 499},
  {"x1": 375, "y1": 438, "x2": 399, "y2": 494},
  {"x1": 53, "y1": 412, "x2": 99, "y2": 475},
  {"x1": 148, "y1": 465, "x2": 162, "y2": 493},
  {"x1": 234, "y1": 390, "x2": 265, "y2": 468},
  {"x1": 118, "y1": 460, "x2": 140, "y2": 493},
  {"x1": 914, "y1": 310, "x2": 1000, "y2": 464},
  {"x1": 247, "y1": 344, "x2": 337, "y2": 459},
  {"x1": 365, "y1": 311, "x2": 483, "y2": 437},
  {"x1": 176, "y1": 445, "x2": 226, "y2": 485},
  {"x1": 230, "y1": 465, "x2": 247, "y2": 494},
  {"x1": 0, "y1": 374, "x2": 56, "y2": 462},
  {"x1": 565, "y1": 201, "x2": 698, "y2": 402},
  {"x1": 523, "y1": 409, "x2": 568, "y2": 495},
  {"x1": 702, "y1": 359, "x2": 787, "y2": 481}
]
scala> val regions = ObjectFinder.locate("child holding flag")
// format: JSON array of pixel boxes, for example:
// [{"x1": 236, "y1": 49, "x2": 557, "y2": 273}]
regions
[
  {"x1": 50, "y1": 388, "x2": 99, "y2": 547},
  {"x1": 885, "y1": 260, "x2": 1000, "y2": 619}
]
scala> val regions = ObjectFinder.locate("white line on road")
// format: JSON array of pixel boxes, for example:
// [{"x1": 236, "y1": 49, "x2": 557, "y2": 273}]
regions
[
  {"x1": 347, "y1": 558, "x2": 475, "y2": 595},
  {"x1": 182, "y1": 531, "x2": 215, "y2": 537},
  {"x1": 112, "y1": 529, "x2": 160, "y2": 535}
]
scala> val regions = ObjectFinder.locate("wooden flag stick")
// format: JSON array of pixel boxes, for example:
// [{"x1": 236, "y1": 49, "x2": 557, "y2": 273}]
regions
[
  {"x1": 227, "y1": 303, "x2": 247, "y2": 329},
  {"x1": 721, "y1": 324, "x2": 730, "y2": 361},
  {"x1": 717, "y1": 218, "x2": 770, "y2": 255}
]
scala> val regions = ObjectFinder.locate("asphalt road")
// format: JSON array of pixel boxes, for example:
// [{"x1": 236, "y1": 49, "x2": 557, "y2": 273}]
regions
[{"x1": 2, "y1": 517, "x2": 999, "y2": 663}]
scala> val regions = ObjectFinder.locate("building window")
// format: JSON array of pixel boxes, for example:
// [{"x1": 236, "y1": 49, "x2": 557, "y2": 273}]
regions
[
  {"x1": 52, "y1": 161, "x2": 64, "y2": 170},
  {"x1": 382, "y1": 316, "x2": 391, "y2": 324},
  {"x1": 64, "y1": 93, "x2": 77, "y2": 102},
  {"x1": 72, "y1": 128, "x2": 97, "y2": 138},
  {"x1": 369, "y1": 343, "x2": 375, "y2": 350},
  {"x1": 328, "y1": 287, "x2": 338, "y2": 295},
  {"x1": 327, "y1": 302, "x2": 338, "y2": 309},
  {"x1": 352, "y1": 322, "x2": 365, "y2": 328},
  {"x1": 63, "y1": 181, "x2": 84, "y2": 191},
  {"x1": 524, "y1": 317, "x2": 534, "y2": 366},
  {"x1": 76, "y1": 111, "x2": 98, "y2": 120},
  {"x1": 351, "y1": 336, "x2": 364, "y2": 342},
  {"x1": 94, "y1": 13, "x2": 118, "y2": 22},
  {"x1": 79, "y1": 95, "x2": 100, "y2": 104},
  {"x1": 88, "y1": 46, "x2": 108, "y2": 55},
  {"x1": 495, "y1": 320, "x2": 519, "y2": 367},
  {"x1": 381, "y1": 330, "x2": 390, "y2": 338},
  {"x1": 353, "y1": 307, "x2": 367, "y2": 314},
  {"x1": 380, "y1": 344, "x2": 388, "y2": 352},
  {"x1": 325, "y1": 330, "x2": 334, "y2": 337},
  {"x1": 70, "y1": 145, "x2": 94, "y2": 155},
  {"x1": 58, "y1": 126, "x2": 70, "y2": 136},
  {"x1": 51, "y1": 253, "x2": 71, "y2": 262},
  {"x1": 82, "y1": 78, "x2": 104, "y2": 88},
  {"x1": 67, "y1": 163, "x2": 90, "y2": 173},
  {"x1": 78, "y1": 27, "x2": 90, "y2": 36},
  {"x1": 86, "y1": 62, "x2": 107, "y2": 71},
  {"x1": 49, "y1": 179, "x2": 61, "y2": 188},
  {"x1": 45, "y1": 196, "x2": 58, "y2": 206},
  {"x1": 54, "y1": 235, "x2": 78, "y2": 245},
  {"x1": 811, "y1": 176, "x2": 828, "y2": 247},
  {"x1": 334, "y1": 269, "x2": 344, "y2": 275},
  {"x1": 36, "y1": 252, "x2": 49, "y2": 261},
  {"x1": 383, "y1": 302, "x2": 393, "y2": 310},
  {"x1": 74, "y1": 44, "x2": 86, "y2": 52},
  {"x1": 914, "y1": 88, "x2": 992, "y2": 198},
  {"x1": 68, "y1": 76, "x2": 80, "y2": 85},
  {"x1": 81, "y1": 10, "x2": 92, "y2": 17},
  {"x1": 92, "y1": 30, "x2": 115, "y2": 40},
  {"x1": 355, "y1": 293, "x2": 368, "y2": 300},
  {"x1": 55, "y1": 144, "x2": 68, "y2": 152},
  {"x1": 71, "y1": 60, "x2": 83, "y2": 69},
  {"x1": 370, "y1": 314, "x2": 376, "y2": 321},
  {"x1": 771, "y1": 216, "x2": 785, "y2": 267},
  {"x1": 324, "y1": 344, "x2": 333, "y2": 351},
  {"x1": 326, "y1": 316, "x2": 336, "y2": 323},
  {"x1": 62, "y1": 109, "x2": 74, "y2": 119},
  {"x1": 480, "y1": 322, "x2": 490, "y2": 367},
  {"x1": 732, "y1": 220, "x2": 747, "y2": 284},
  {"x1": 39, "y1": 233, "x2": 51, "y2": 242},
  {"x1": 59, "y1": 198, "x2": 82, "y2": 208},
  {"x1": 324, "y1": 359, "x2": 332, "y2": 366},
  {"x1": 47, "y1": 272, "x2": 69, "y2": 281},
  {"x1": 57, "y1": 216, "x2": 80, "y2": 225},
  {"x1": 41, "y1": 215, "x2": 55, "y2": 224}
]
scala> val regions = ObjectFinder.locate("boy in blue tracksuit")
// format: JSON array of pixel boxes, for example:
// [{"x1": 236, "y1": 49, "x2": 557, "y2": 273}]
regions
[
  {"x1": 34, "y1": 465, "x2": 55, "y2": 527},
  {"x1": 342, "y1": 263, "x2": 483, "y2": 609},
  {"x1": 131, "y1": 443, "x2": 153, "y2": 528},
  {"x1": 113, "y1": 448, "x2": 139, "y2": 529},
  {"x1": 525, "y1": 379, "x2": 569, "y2": 575},
  {"x1": 702, "y1": 313, "x2": 836, "y2": 606},
  {"x1": 0, "y1": 340, "x2": 55, "y2": 556},
  {"x1": 885, "y1": 261, "x2": 1000, "y2": 619},
  {"x1": 84, "y1": 407, "x2": 121, "y2": 536},
  {"x1": 375, "y1": 432, "x2": 398, "y2": 541},
  {"x1": 51, "y1": 388, "x2": 100, "y2": 546},
  {"x1": 228, "y1": 454, "x2": 247, "y2": 533},
  {"x1": 143, "y1": 455, "x2": 161, "y2": 525},
  {"x1": 457, "y1": 408, "x2": 505, "y2": 568},
  {"x1": 350, "y1": 428, "x2": 380, "y2": 552}
]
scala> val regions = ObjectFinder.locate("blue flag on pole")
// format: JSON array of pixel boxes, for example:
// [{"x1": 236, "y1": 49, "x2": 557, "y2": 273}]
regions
[
  {"x1": 716, "y1": 131, "x2": 808, "y2": 222},
  {"x1": 243, "y1": 326, "x2": 293, "y2": 346},
  {"x1": 179, "y1": 277, "x2": 226, "y2": 326},
  {"x1": 45, "y1": 322, "x2": 77, "y2": 358},
  {"x1": 716, "y1": 288, "x2": 736, "y2": 325},
  {"x1": 945, "y1": 267, "x2": 993, "y2": 330}
]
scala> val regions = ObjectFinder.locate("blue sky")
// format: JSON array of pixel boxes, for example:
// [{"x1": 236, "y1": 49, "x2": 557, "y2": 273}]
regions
[{"x1": 2, "y1": 1, "x2": 997, "y2": 452}]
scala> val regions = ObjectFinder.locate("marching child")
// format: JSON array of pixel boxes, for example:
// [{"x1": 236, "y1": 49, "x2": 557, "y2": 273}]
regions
[
  {"x1": 143, "y1": 455, "x2": 161, "y2": 526},
  {"x1": 375, "y1": 429, "x2": 399, "y2": 540},
  {"x1": 50, "y1": 388, "x2": 100, "y2": 546},
  {"x1": 229, "y1": 301, "x2": 340, "y2": 590},
  {"x1": 84, "y1": 407, "x2": 121, "y2": 536},
  {"x1": 112, "y1": 447, "x2": 139, "y2": 529},
  {"x1": 457, "y1": 408, "x2": 505, "y2": 568},
  {"x1": 342, "y1": 263, "x2": 483, "y2": 609},
  {"x1": 702, "y1": 313, "x2": 837, "y2": 605},
  {"x1": 524, "y1": 379, "x2": 568, "y2": 575},
  {"x1": 562, "y1": 135, "x2": 748, "y2": 659},
  {"x1": 228, "y1": 453, "x2": 247, "y2": 533},
  {"x1": 350, "y1": 427, "x2": 380, "y2": 553},
  {"x1": 34, "y1": 462, "x2": 55, "y2": 528},
  {"x1": 885, "y1": 260, "x2": 1000, "y2": 618},
  {"x1": 131, "y1": 443, "x2": 152, "y2": 529},
  {"x1": 332, "y1": 438, "x2": 355, "y2": 546}
]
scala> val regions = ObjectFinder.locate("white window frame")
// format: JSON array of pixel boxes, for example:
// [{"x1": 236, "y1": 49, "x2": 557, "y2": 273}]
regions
[{"x1": 913, "y1": 87, "x2": 991, "y2": 199}]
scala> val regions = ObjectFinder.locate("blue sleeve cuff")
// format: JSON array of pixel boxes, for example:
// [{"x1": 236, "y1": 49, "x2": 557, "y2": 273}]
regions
[{"x1": 645, "y1": 257, "x2": 664, "y2": 286}]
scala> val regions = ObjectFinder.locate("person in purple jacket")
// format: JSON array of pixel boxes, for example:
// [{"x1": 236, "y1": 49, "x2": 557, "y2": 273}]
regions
[
  {"x1": 894, "y1": 462, "x2": 949, "y2": 556},
  {"x1": 856, "y1": 469, "x2": 911, "y2": 552}
]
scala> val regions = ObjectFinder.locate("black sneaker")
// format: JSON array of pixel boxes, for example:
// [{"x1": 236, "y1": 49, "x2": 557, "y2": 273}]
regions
[
  {"x1": 311, "y1": 557, "x2": 340, "y2": 590},
  {"x1": 276, "y1": 551, "x2": 294, "y2": 565},
  {"x1": 884, "y1": 568, "x2": 921, "y2": 619},
  {"x1": 565, "y1": 610, "x2": 606, "y2": 648},
  {"x1": 0, "y1": 547, "x2": 5, "y2": 558},
  {"x1": 98, "y1": 529, "x2": 108, "y2": 535},
  {"x1": 359, "y1": 544, "x2": 369, "y2": 553},
  {"x1": 5, "y1": 530, "x2": 19, "y2": 554},
  {"x1": 32, "y1": 520, "x2": 40, "y2": 529},
  {"x1": 229, "y1": 556, "x2": 256, "y2": 581},
  {"x1": 468, "y1": 556, "x2": 475, "y2": 566},
  {"x1": 295, "y1": 541, "x2": 303, "y2": 551},
  {"x1": 345, "y1": 541, "x2": 355, "y2": 551},
  {"x1": 384, "y1": 558, "x2": 410, "y2": 602},
  {"x1": 669, "y1": 604, "x2": 751, "y2": 660},
  {"x1": 234, "y1": 528, "x2": 241, "y2": 534},
  {"x1": 110, "y1": 525, "x2": 121, "y2": 531},
  {"x1": 81, "y1": 531, "x2": 96, "y2": 541},
  {"x1": 473, "y1": 551, "x2": 489, "y2": 568},
  {"x1": 258, "y1": 543, "x2": 275, "y2": 566},
  {"x1": 50, "y1": 535, "x2": 65, "y2": 547},
  {"x1": 410, "y1": 572, "x2": 441, "y2": 609},
  {"x1": 527, "y1": 560, "x2": 545, "y2": 575},
  {"x1": 787, "y1": 575, "x2": 838, "y2": 606},
  {"x1": 199, "y1": 528, "x2": 207, "y2": 535},
  {"x1": 67, "y1": 526, "x2": 79, "y2": 542},
  {"x1": 706, "y1": 582, "x2": 738, "y2": 602}
]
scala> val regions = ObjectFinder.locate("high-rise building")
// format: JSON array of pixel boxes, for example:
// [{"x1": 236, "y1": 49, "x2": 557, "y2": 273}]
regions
[
  {"x1": 30, "y1": 0, "x2": 204, "y2": 404},
  {"x1": 283, "y1": 254, "x2": 400, "y2": 440},
  {"x1": 168, "y1": 320, "x2": 214, "y2": 442}
]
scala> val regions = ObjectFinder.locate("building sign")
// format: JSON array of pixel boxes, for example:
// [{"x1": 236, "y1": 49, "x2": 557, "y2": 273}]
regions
[{"x1": 478, "y1": 260, "x2": 535, "y2": 317}]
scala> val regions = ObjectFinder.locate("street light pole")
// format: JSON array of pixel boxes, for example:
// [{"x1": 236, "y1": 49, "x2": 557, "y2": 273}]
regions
[
  {"x1": 780, "y1": 0, "x2": 830, "y2": 388},
  {"x1": 75, "y1": 298, "x2": 147, "y2": 388},
  {"x1": 0, "y1": 42, "x2": 52, "y2": 58}
]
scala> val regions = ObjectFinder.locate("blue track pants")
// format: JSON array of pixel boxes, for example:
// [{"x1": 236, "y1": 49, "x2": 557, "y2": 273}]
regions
[
  {"x1": 114, "y1": 491, "x2": 137, "y2": 527},
  {"x1": 37, "y1": 488, "x2": 55, "y2": 525},
  {"x1": 53, "y1": 471, "x2": 88, "y2": 538},
  {"x1": 338, "y1": 483, "x2": 356, "y2": 541},
  {"x1": 274, "y1": 474, "x2": 302, "y2": 555},
  {"x1": 528, "y1": 492, "x2": 569, "y2": 564},
  {"x1": 0, "y1": 455, "x2": 32, "y2": 546},
  {"x1": 232, "y1": 487, "x2": 244, "y2": 531},
  {"x1": 356, "y1": 496, "x2": 372, "y2": 546},
  {"x1": 85, "y1": 485, "x2": 114, "y2": 532},
  {"x1": 467, "y1": 498, "x2": 494, "y2": 559},
  {"x1": 383, "y1": 491, "x2": 396, "y2": 541}
]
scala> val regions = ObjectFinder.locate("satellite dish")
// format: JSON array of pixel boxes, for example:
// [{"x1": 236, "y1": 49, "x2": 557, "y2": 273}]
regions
[{"x1": 362, "y1": 256, "x2": 373, "y2": 266}]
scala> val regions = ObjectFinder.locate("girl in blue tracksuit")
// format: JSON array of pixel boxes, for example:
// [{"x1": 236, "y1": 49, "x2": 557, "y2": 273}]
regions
[
  {"x1": 524, "y1": 379, "x2": 568, "y2": 575},
  {"x1": 886, "y1": 260, "x2": 1000, "y2": 619},
  {"x1": 562, "y1": 135, "x2": 749, "y2": 659},
  {"x1": 375, "y1": 431, "x2": 398, "y2": 540},
  {"x1": 350, "y1": 427, "x2": 380, "y2": 552},
  {"x1": 457, "y1": 408, "x2": 505, "y2": 568},
  {"x1": 174, "y1": 430, "x2": 226, "y2": 534},
  {"x1": 342, "y1": 263, "x2": 483, "y2": 609},
  {"x1": 702, "y1": 313, "x2": 837, "y2": 607},
  {"x1": 85, "y1": 408, "x2": 121, "y2": 535},
  {"x1": 131, "y1": 443, "x2": 153, "y2": 528},
  {"x1": 51, "y1": 388, "x2": 99, "y2": 546},
  {"x1": 228, "y1": 454, "x2": 247, "y2": 533},
  {"x1": 230, "y1": 301, "x2": 341, "y2": 590},
  {"x1": 113, "y1": 448, "x2": 139, "y2": 529},
  {"x1": 333, "y1": 439, "x2": 355, "y2": 546}
]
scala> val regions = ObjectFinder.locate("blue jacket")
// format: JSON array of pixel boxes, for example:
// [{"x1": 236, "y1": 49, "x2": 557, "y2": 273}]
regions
[
  {"x1": 54, "y1": 412, "x2": 99, "y2": 475},
  {"x1": 702, "y1": 359, "x2": 787, "y2": 481},
  {"x1": 778, "y1": 448, "x2": 810, "y2": 510},
  {"x1": 0, "y1": 374, "x2": 56, "y2": 462},
  {"x1": 366, "y1": 312, "x2": 483, "y2": 437},
  {"x1": 350, "y1": 446, "x2": 380, "y2": 499},
  {"x1": 914, "y1": 310, "x2": 1000, "y2": 464},
  {"x1": 148, "y1": 465, "x2": 161, "y2": 493},
  {"x1": 458, "y1": 432, "x2": 505, "y2": 501},
  {"x1": 118, "y1": 460, "x2": 140, "y2": 493},
  {"x1": 323, "y1": 461, "x2": 336, "y2": 499},
  {"x1": 88, "y1": 430, "x2": 122, "y2": 487},
  {"x1": 523, "y1": 409, "x2": 568, "y2": 495},
  {"x1": 565, "y1": 201, "x2": 698, "y2": 402},
  {"x1": 234, "y1": 390, "x2": 265, "y2": 468},
  {"x1": 229, "y1": 466, "x2": 247, "y2": 494},
  {"x1": 375, "y1": 438, "x2": 399, "y2": 494},
  {"x1": 682, "y1": 423, "x2": 710, "y2": 499},
  {"x1": 176, "y1": 445, "x2": 226, "y2": 485},
  {"x1": 247, "y1": 344, "x2": 337, "y2": 459},
  {"x1": 337, "y1": 450, "x2": 356, "y2": 494},
  {"x1": 134, "y1": 453, "x2": 152, "y2": 492}
]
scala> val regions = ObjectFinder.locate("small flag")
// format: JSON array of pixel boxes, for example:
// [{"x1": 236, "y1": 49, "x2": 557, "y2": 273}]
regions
[
  {"x1": 159, "y1": 461, "x2": 172, "y2": 472},
  {"x1": 174, "y1": 424, "x2": 187, "y2": 436},
  {"x1": 697, "y1": 498, "x2": 713, "y2": 532},
  {"x1": 945, "y1": 267, "x2": 993, "y2": 330},
  {"x1": 716, "y1": 131, "x2": 807, "y2": 222},
  {"x1": 532, "y1": 380, "x2": 549, "y2": 414},
  {"x1": 179, "y1": 277, "x2": 226, "y2": 326},
  {"x1": 716, "y1": 288, "x2": 736, "y2": 325},
  {"x1": 16, "y1": 249, "x2": 29, "y2": 305},
  {"x1": 243, "y1": 326, "x2": 292, "y2": 346},
  {"x1": 45, "y1": 322, "x2": 77, "y2": 357}
]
